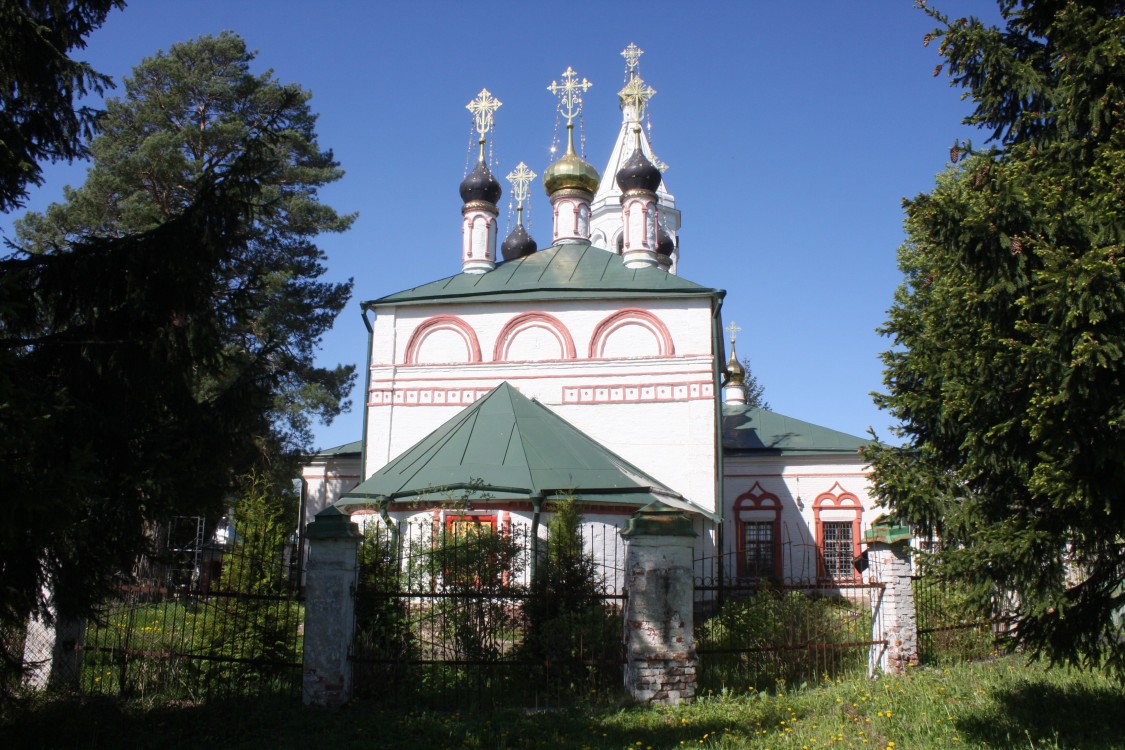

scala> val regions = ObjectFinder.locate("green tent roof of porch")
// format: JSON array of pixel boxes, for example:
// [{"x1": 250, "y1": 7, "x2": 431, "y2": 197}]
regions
[{"x1": 337, "y1": 382, "x2": 718, "y2": 520}]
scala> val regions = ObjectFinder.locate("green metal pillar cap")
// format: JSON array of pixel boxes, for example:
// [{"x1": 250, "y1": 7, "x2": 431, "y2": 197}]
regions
[
  {"x1": 863, "y1": 514, "x2": 911, "y2": 546},
  {"x1": 306, "y1": 505, "x2": 362, "y2": 540},
  {"x1": 621, "y1": 499, "x2": 697, "y2": 538}
]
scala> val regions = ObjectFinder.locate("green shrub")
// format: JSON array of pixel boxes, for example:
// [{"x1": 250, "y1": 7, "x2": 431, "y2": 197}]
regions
[
  {"x1": 913, "y1": 575, "x2": 997, "y2": 664},
  {"x1": 353, "y1": 521, "x2": 415, "y2": 697},
  {"x1": 198, "y1": 473, "x2": 301, "y2": 693},
  {"x1": 522, "y1": 500, "x2": 621, "y2": 693},
  {"x1": 698, "y1": 588, "x2": 872, "y2": 692}
]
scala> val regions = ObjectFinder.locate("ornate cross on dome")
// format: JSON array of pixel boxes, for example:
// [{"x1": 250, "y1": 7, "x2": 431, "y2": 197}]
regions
[
  {"x1": 725, "y1": 321, "x2": 742, "y2": 347},
  {"x1": 621, "y1": 43, "x2": 643, "y2": 76},
  {"x1": 619, "y1": 75, "x2": 656, "y2": 123},
  {"x1": 506, "y1": 162, "x2": 536, "y2": 205},
  {"x1": 466, "y1": 88, "x2": 502, "y2": 138},
  {"x1": 547, "y1": 67, "x2": 592, "y2": 125}
]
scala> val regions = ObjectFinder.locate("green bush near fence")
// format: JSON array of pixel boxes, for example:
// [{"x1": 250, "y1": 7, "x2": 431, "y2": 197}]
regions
[
  {"x1": 83, "y1": 599, "x2": 201, "y2": 701},
  {"x1": 698, "y1": 588, "x2": 873, "y2": 693},
  {"x1": 79, "y1": 475, "x2": 304, "y2": 703},
  {"x1": 352, "y1": 511, "x2": 624, "y2": 708},
  {"x1": 522, "y1": 500, "x2": 622, "y2": 695},
  {"x1": 913, "y1": 576, "x2": 997, "y2": 664},
  {"x1": 353, "y1": 521, "x2": 417, "y2": 699}
]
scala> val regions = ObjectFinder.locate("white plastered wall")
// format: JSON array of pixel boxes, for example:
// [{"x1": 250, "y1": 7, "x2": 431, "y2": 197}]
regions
[
  {"x1": 722, "y1": 453, "x2": 878, "y2": 582},
  {"x1": 363, "y1": 295, "x2": 720, "y2": 514},
  {"x1": 300, "y1": 455, "x2": 362, "y2": 528}
]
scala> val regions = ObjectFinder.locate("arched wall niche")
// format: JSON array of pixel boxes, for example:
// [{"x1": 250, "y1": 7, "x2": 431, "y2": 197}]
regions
[
  {"x1": 589, "y1": 308, "x2": 675, "y2": 359},
  {"x1": 493, "y1": 312, "x2": 577, "y2": 362},
  {"x1": 403, "y1": 315, "x2": 482, "y2": 365}
]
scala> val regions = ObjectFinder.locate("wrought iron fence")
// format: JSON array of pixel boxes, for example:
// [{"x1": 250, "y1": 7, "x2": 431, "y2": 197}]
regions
[
  {"x1": 80, "y1": 543, "x2": 304, "y2": 702},
  {"x1": 913, "y1": 575, "x2": 999, "y2": 664},
  {"x1": 693, "y1": 537, "x2": 885, "y2": 693},
  {"x1": 351, "y1": 516, "x2": 625, "y2": 709},
  {"x1": 693, "y1": 577, "x2": 884, "y2": 693}
]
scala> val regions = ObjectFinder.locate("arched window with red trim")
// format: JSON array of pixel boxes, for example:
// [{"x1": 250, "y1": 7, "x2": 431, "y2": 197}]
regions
[
  {"x1": 812, "y1": 482, "x2": 863, "y2": 582},
  {"x1": 734, "y1": 482, "x2": 782, "y2": 580}
]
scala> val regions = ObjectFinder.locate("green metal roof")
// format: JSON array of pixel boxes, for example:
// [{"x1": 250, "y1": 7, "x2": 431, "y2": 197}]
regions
[
  {"x1": 722, "y1": 405, "x2": 869, "y2": 455},
  {"x1": 310, "y1": 440, "x2": 362, "y2": 458},
  {"x1": 364, "y1": 243, "x2": 724, "y2": 308},
  {"x1": 338, "y1": 382, "x2": 718, "y2": 520}
]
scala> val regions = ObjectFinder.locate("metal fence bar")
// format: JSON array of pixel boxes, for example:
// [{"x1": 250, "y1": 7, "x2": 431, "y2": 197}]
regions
[
  {"x1": 78, "y1": 543, "x2": 305, "y2": 702},
  {"x1": 351, "y1": 516, "x2": 625, "y2": 709}
]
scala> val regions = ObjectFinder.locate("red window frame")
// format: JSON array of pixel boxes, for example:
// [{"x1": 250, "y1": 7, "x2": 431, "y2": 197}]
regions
[
  {"x1": 733, "y1": 483, "x2": 782, "y2": 580},
  {"x1": 444, "y1": 514, "x2": 497, "y2": 535},
  {"x1": 813, "y1": 483, "x2": 862, "y2": 582}
]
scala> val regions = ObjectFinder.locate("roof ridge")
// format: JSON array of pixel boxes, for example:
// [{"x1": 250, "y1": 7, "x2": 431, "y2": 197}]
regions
[{"x1": 363, "y1": 244, "x2": 723, "y2": 308}]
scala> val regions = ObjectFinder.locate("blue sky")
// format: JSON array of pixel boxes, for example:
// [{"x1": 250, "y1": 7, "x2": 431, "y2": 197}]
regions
[{"x1": 3, "y1": 1, "x2": 1003, "y2": 451}]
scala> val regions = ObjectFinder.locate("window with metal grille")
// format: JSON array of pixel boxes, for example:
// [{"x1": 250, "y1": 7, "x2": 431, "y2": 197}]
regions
[
  {"x1": 742, "y1": 521, "x2": 775, "y2": 579},
  {"x1": 822, "y1": 521, "x2": 854, "y2": 580}
]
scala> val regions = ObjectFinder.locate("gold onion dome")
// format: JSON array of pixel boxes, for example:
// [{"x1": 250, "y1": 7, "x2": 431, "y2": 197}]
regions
[
  {"x1": 543, "y1": 126, "x2": 600, "y2": 195},
  {"x1": 726, "y1": 350, "x2": 745, "y2": 385}
]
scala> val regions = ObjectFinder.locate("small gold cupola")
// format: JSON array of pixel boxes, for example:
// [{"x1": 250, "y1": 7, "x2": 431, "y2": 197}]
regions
[
  {"x1": 723, "y1": 321, "x2": 747, "y2": 405},
  {"x1": 543, "y1": 67, "x2": 599, "y2": 244}
]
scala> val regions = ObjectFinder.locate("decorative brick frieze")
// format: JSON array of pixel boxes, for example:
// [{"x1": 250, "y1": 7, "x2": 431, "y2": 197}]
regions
[
  {"x1": 368, "y1": 381, "x2": 713, "y2": 407},
  {"x1": 562, "y1": 381, "x2": 712, "y2": 404}
]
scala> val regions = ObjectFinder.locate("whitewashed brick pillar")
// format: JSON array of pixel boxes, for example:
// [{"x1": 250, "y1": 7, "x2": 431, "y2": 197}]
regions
[
  {"x1": 302, "y1": 505, "x2": 361, "y2": 707},
  {"x1": 21, "y1": 589, "x2": 84, "y2": 692},
  {"x1": 865, "y1": 521, "x2": 919, "y2": 676},
  {"x1": 622, "y1": 501, "x2": 698, "y2": 705}
]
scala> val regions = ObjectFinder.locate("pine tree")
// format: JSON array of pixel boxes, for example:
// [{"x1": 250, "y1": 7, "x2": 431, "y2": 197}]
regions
[
  {"x1": 204, "y1": 472, "x2": 300, "y2": 692},
  {"x1": 1, "y1": 32, "x2": 354, "y2": 685},
  {"x1": 14, "y1": 31, "x2": 355, "y2": 451}
]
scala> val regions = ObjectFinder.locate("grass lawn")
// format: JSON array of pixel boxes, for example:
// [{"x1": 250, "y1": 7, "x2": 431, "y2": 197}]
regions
[{"x1": 3, "y1": 656, "x2": 1123, "y2": 749}]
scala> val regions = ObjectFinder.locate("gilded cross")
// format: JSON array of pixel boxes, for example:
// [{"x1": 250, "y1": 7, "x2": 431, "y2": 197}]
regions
[
  {"x1": 621, "y1": 43, "x2": 643, "y2": 76},
  {"x1": 725, "y1": 321, "x2": 742, "y2": 346},
  {"x1": 619, "y1": 75, "x2": 656, "y2": 123},
  {"x1": 466, "y1": 88, "x2": 502, "y2": 138},
  {"x1": 505, "y1": 162, "x2": 536, "y2": 205},
  {"x1": 547, "y1": 67, "x2": 592, "y2": 125}
]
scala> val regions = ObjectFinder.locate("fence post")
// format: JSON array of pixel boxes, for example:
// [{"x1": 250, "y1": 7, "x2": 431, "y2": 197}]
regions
[
  {"x1": 621, "y1": 501, "x2": 698, "y2": 705},
  {"x1": 302, "y1": 505, "x2": 361, "y2": 707},
  {"x1": 864, "y1": 520, "x2": 918, "y2": 676}
]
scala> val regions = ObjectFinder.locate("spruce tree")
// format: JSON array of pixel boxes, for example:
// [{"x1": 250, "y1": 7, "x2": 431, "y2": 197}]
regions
[
  {"x1": 870, "y1": 0, "x2": 1125, "y2": 674},
  {"x1": 0, "y1": 0, "x2": 123, "y2": 211}
]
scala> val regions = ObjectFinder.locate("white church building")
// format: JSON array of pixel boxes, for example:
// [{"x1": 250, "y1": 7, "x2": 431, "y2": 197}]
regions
[{"x1": 300, "y1": 46, "x2": 877, "y2": 584}]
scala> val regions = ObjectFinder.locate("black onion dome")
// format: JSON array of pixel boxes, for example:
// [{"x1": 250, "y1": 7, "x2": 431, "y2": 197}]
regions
[
  {"x1": 501, "y1": 224, "x2": 537, "y2": 261},
  {"x1": 460, "y1": 160, "x2": 502, "y2": 204},
  {"x1": 656, "y1": 228, "x2": 675, "y2": 258},
  {"x1": 615, "y1": 146, "x2": 661, "y2": 193}
]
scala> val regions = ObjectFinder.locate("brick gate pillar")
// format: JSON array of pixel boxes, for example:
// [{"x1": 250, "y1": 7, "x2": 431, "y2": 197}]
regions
[
  {"x1": 302, "y1": 505, "x2": 361, "y2": 707},
  {"x1": 865, "y1": 519, "x2": 918, "y2": 675},
  {"x1": 621, "y1": 501, "x2": 698, "y2": 705},
  {"x1": 21, "y1": 586, "x2": 84, "y2": 692}
]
